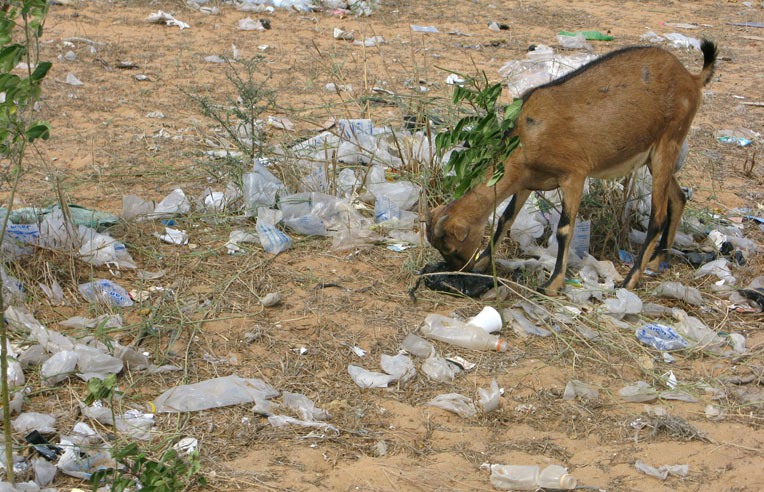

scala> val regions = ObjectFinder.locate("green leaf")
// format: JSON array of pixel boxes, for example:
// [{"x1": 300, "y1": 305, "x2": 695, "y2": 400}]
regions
[
  {"x1": 30, "y1": 61, "x2": 52, "y2": 82},
  {"x1": 25, "y1": 121, "x2": 50, "y2": 141}
]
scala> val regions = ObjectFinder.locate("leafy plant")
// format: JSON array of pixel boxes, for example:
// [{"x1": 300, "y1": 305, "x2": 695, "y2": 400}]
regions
[
  {"x1": 186, "y1": 55, "x2": 277, "y2": 187},
  {"x1": 434, "y1": 73, "x2": 522, "y2": 199},
  {"x1": 0, "y1": 0, "x2": 51, "y2": 484},
  {"x1": 84, "y1": 374, "x2": 120, "y2": 405},
  {"x1": 91, "y1": 442, "x2": 205, "y2": 492}
]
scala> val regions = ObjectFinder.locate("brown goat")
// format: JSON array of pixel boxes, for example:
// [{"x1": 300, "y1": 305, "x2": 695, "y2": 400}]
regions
[{"x1": 427, "y1": 40, "x2": 718, "y2": 294}]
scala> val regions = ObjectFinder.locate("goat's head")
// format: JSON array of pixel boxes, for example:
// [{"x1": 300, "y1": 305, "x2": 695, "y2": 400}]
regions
[{"x1": 426, "y1": 203, "x2": 484, "y2": 271}]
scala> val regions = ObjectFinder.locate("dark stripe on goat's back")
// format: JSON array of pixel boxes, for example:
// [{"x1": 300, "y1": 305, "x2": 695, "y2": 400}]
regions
[{"x1": 521, "y1": 45, "x2": 657, "y2": 101}]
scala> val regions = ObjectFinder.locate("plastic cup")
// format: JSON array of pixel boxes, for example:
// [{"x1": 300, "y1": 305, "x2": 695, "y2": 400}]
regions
[{"x1": 467, "y1": 306, "x2": 503, "y2": 333}]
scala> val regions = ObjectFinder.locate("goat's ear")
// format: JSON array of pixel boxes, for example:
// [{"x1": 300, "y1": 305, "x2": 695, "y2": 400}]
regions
[
  {"x1": 432, "y1": 214, "x2": 449, "y2": 239},
  {"x1": 451, "y1": 219, "x2": 470, "y2": 243}
]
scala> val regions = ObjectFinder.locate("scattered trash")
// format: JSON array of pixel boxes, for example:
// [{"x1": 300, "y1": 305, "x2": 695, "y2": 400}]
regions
[
  {"x1": 620, "y1": 381, "x2": 659, "y2": 402},
  {"x1": 65, "y1": 72, "x2": 84, "y2": 86},
  {"x1": 348, "y1": 353, "x2": 415, "y2": 388},
  {"x1": 636, "y1": 323, "x2": 690, "y2": 351},
  {"x1": 333, "y1": 27, "x2": 355, "y2": 40},
  {"x1": 635, "y1": 460, "x2": 689, "y2": 481},
  {"x1": 146, "y1": 10, "x2": 190, "y2": 30},
  {"x1": 410, "y1": 261, "x2": 495, "y2": 299},
  {"x1": 558, "y1": 30, "x2": 613, "y2": 41},
  {"x1": 498, "y1": 45, "x2": 596, "y2": 98},
  {"x1": 78, "y1": 279, "x2": 134, "y2": 307},
  {"x1": 716, "y1": 128, "x2": 757, "y2": 147},
  {"x1": 410, "y1": 25, "x2": 439, "y2": 33},
  {"x1": 421, "y1": 354, "x2": 460, "y2": 382},
  {"x1": 477, "y1": 380, "x2": 502, "y2": 413},
  {"x1": 400, "y1": 333, "x2": 435, "y2": 357},
  {"x1": 488, "y1": 22, "x2": 510, "y2": 31},
  {"x1": 260, "y1": 292, "x2": 281, "y2": 307},
  {"x1": 156, "y1": 226, "x2": 189, "y2": 245},
  {"x1": 426, "y1": 393, "x2": 477, "y2": 418},
  {"x1": 604, "y1": 288, "x2": 643, "y2": 319},
  {"x1": 488, "y1": 463, "x2": 577, "y2": 490},
  {"x1": 238, "y1": 17, "x2": 265, "y2": 31},
  {"x1": 653, "y1": 281, "x2": 703, "y2": 306},
  {"x1": 150, "y1": 374, "x2": 278, "y2": 413},
  {"x1": 562, "y1": 380, "x2": 599, "y2": 401},
  {"x1": 420, "y1": 313, "x2": 508, "y2": 352}
]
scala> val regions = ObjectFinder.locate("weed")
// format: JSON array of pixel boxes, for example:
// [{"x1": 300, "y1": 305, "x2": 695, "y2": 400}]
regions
[{"x1": 186, "y1": 56, "x2": 277, "y2": 188}]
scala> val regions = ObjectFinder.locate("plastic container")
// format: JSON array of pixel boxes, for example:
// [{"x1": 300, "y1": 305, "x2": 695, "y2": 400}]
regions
[
  {"x1": 490, "y1": 464, "x2": 576, "y2": 490},
  {"x1": 421, "y1": 314, "x2": 508, "y2": 352}
]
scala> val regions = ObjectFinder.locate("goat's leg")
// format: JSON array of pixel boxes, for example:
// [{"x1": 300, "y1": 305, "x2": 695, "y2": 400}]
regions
[
  {"x1": 623, "y1": 146, "x2": 676, "y2": 289},
  {"x1": 646, "y1": 176, "x2": 686, "y2": 271},
  {"x1": 540, "y1": 178, "x2": 585, "y2": 295},
  {"x1": 474, "y1": 190, "x2": 531, "y2": 271}
]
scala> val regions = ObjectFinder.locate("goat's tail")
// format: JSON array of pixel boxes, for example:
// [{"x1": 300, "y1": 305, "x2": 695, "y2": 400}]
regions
[{"x1": 699, "y1": 39, "x2": 718, "y2": 86}]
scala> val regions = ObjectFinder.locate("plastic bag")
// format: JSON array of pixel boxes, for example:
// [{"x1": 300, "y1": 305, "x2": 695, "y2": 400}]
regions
[
  {"x1": 426, "y1": 393, "x2": 477, "y2": 418},
  {"x1": 78, "y1": 279, "x2": 134, "y2": 307},
  {"x1": 477, "y1": 380, "x2": 501, "y2": 413},
  {"x1": 151, "y1": 374, "x2": 279, "y2": 413},
  {"x1": 636, "y1": 323, "x2": 690, "y2": 351}
]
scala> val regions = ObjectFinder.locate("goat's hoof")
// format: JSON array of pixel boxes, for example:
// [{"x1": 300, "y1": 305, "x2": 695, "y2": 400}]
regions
[{"x1": 539, "y1": 278, "x2": 565, "y2": 296}]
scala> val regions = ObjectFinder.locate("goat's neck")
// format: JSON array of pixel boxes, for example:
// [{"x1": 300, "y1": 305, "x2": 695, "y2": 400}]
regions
[{"x1": 458, "y1": 183, "x2": 510, "y2": 224}]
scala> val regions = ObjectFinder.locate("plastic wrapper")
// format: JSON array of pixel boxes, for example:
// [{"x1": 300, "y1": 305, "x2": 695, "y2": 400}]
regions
[
  {"x1": 33, "y1": 457, "x2": 57, "y2": 486},
  {"x1": 78, "y1": 279, "x2": 134, "y2": 307},
  {"x1": 151, "y1": 374, "x2": 279, "y2": 413},
  {"x1": 400, "y1": 333, "x2": 435, "y2": 358},
  {"x1": 151, "y1": 188, "x2": 191, "y2": 218},
  {"x1": 74, "y1": 344, "x2": 124, "y2": 380},
  {"x1": 604, "y1": 288, "x2": 643, "y2": 319},
  {"x1": 426, "y1": 393, "x2": 477, "y2": 418},
  {"x1": 267, "y1": 415, "x2": 338, "y2": 433},
  {"x1": 3, "y1": 357, "x2": 25, "y2": 389},
  {"x1": 562, "y1": 380, "x2": 599, "y2": 401},
  {"x1": 636, "y1": 323, "x2": 690, "y2": 351},
  {"x1": 619, "y1": 381, "x2": 658, "y2": 403},
  {"x1": 12, "y1": 412, "x2": 56, "y2": 434},
  {"x1": 635, "y1": 459, "x2": 689, "y2": 480},
  {"x1": 348, "y1": 364, "x2": 394, "y2": 389},
  {"x1": 256, "y1": 207, "x2": 291, "y2": 254},
  {"x1": 478, "y1": 379, "x2": 501, "y2": 413},
  {"x1": 41, "y1": 350, "x2": 78, "y2": 385},
  {"x1": 422, "y1": 355, "x2": 460, "y2": 382},
  {"x1": 504, "y1": 308, "x2": 551, "y2": 337},
  {"x1": 654, "y1": 281, "x2": 704, "y2": 306},
  {"x1": 379, "y1": 353, "x2": 416, "y2": 383},
  {"x1": 242, "y1": 163, "x2": 286, "y2": 214},
  {"x1": 281, "y1": 392, "x2": 331, "y2": 421}
]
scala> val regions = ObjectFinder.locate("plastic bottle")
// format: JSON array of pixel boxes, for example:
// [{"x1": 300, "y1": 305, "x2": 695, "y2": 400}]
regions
[
  {"x1": 490, "y1": 464, "x2": 577, "y2": 490},
  {"x1": 421, "y1": 314, "x2": 508, "y2": 352}
]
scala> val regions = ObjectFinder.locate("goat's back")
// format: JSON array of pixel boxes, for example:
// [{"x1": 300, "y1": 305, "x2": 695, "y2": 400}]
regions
[{"x1": 517, "y1": 46, "x2": 708, "y2": 177}]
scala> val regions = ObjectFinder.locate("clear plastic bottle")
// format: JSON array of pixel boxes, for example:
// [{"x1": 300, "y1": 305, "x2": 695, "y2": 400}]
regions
[
  {"x1": 421, "y1": 314, "x2": 508, "y2": 352},
  {"x1": 490, "y1": 464, "x2": 577, "y2": 490}
]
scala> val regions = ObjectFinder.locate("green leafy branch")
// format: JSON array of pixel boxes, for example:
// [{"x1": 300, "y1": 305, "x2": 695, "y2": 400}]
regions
[{"x1": 434, "y1": 72, "x2": 522, "y2": 199}]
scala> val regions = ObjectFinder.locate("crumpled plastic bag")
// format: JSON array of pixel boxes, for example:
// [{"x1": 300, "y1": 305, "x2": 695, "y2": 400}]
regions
[{"x1": 426, "y1": 393, "x2": 477, "y2": 418}]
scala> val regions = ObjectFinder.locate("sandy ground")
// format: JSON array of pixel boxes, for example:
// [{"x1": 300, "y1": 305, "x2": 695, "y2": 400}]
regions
[{"x1": 2, "y1": 0, "x2": 764, "y2": 491}]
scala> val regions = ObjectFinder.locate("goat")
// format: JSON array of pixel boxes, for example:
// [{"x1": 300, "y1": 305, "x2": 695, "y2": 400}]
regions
[{"x1": 427, "y1": 40, "x2": 718, "y2": 294}]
